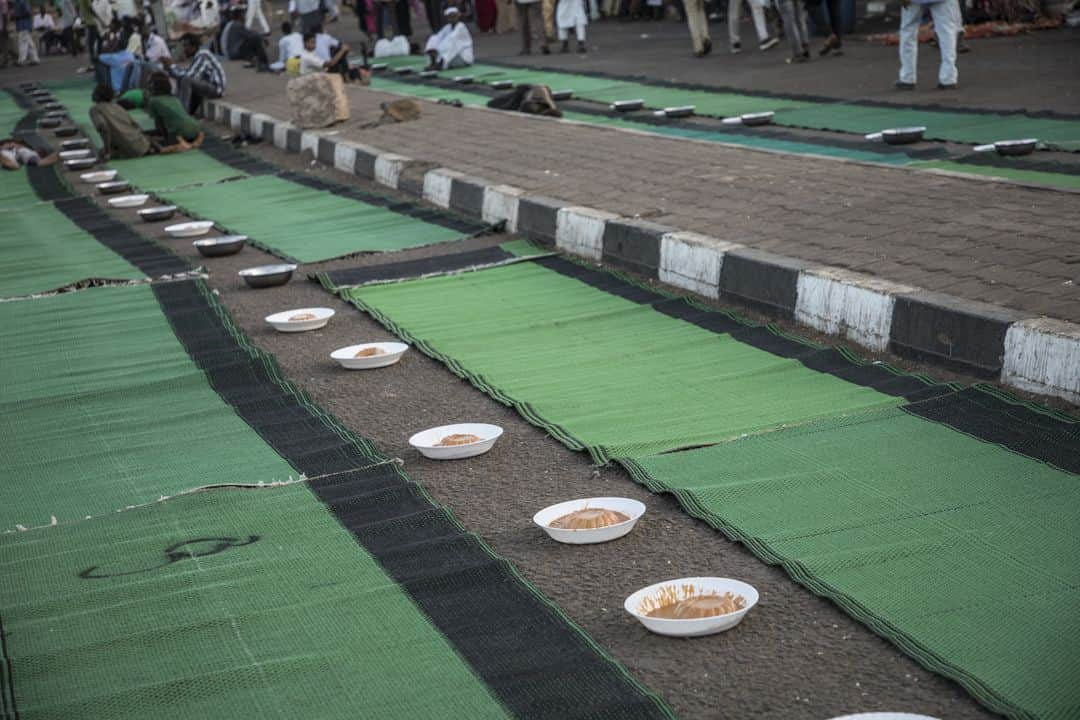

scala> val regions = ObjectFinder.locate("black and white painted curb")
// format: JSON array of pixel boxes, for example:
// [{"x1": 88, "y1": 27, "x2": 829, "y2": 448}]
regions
[{"x1": 207, "y1": 100, "x2": 1080, "y2": 406}]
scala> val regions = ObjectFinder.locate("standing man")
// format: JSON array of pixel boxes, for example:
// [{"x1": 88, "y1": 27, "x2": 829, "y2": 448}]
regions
[
  {"x1": 295, "y1": 0, "x2": 323, "y2": 34},
  {"x1": 14, "y1": 0, "x2": 39, "y2": 66},
  {"x1": 896, "y1": 0, "x2": 959, "y2": 90},
  {"x1": 515, "y1": 0, "x2": 548, "y2": 54},
  {"x1": 164, "y1": 32, "x2": 226, "y2": 115},
  {"x1": 727, "y1": 0, "x2": 776, "y2": 53},
  {"x1": 246, "y1": 0, "x2": 270, "y2": 34},
  {"x1": 683, "y1": 0, "x2": 710, "y2": 57},
  {"x1": 76, "y1": 0, "x2": 105, "y2": 61}
]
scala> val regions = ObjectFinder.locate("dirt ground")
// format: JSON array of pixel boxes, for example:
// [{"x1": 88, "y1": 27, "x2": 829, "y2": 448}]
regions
[{"x1": 58, "y1": 134, "x2": 1005, "y2": 720}]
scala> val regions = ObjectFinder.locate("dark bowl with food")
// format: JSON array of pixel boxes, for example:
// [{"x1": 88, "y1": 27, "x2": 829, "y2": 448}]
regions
[
  {"x1": 239, "y1": 263, "x2": 297, "y2": 288},
  {"x1": 97, "y1": 180, "x2": 132, "y2": 195},
  {"x1": 137, "y1": 205, "x2": 178, "y2": 222},
  {"x1": 881, "y1": 126, "x2": 926, "y2": 145},
  {"x1": 194, "y1": 235, "x2": 248, "y2": 257},
  {"x1": 64, "y1": 157, "x2": 97, "y2": 171}
]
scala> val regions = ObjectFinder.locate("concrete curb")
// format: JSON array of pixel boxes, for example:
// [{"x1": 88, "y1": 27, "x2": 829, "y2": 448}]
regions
[{"x1": 205, "y1": 99, "x2": 1080, "y2": 406}]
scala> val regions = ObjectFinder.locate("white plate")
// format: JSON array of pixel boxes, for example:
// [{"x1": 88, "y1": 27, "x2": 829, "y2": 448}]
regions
[
  {"x1": 409, "y1": 423, "x2": 503, "y2": 460},
  {"x1": 331, "y1": 342, "x2": 409, "y2": 369},
  {"x1": 624, "y1": 577, "x2": 759, "y2": 637},
  {"x1": 265, "y1": 307, "x2": 335, "y2": 333},
  {"x1": 829, "y1": 715, "x2": 940, "y2": 720},
  {"x1": 79, "y1": 169, "x2": 117, "y2": 184},
  {"x1": 165, "y1": 220, "x2": 215, "y2": 237},
  {"x1": 107, "y1": 194, "x2": 150, "y2": 208},
  {"x1": 533, "y1": 497, "x2": 645, "y2": 544},
  {"x1": 59, "y1": 149, "x2": 92, "y2": 160}
]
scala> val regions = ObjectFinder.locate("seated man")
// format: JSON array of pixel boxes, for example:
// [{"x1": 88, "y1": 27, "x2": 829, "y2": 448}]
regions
[
  {"x1": 271, "y1": 20, "x2": 302, "y2": 71},
  {"x1": 220, "y1": 8, "x2": 270, "y2": 70},
  {"x1": 163, "y1": 33, "x2": 226, "y2": 115},
  {"x1": 298, "y1": 30, "x2": 349, "y2": 76},
  {"x1": 0, "y1": 138, "x2": 56, "y2": 170},
  {"x1": 145, "y1": 72, "x2": 205, "y2": 148},
  {"x1": 89, "y1": 82, "x2": 151, "y2": 159},
  {"x1": 424, "y1": 6, "x2": 472, "y2": 70}
]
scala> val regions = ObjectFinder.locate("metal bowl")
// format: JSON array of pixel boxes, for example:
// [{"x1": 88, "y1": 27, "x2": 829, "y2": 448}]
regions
[
  {"x1": 394, "y1": 66, "x2": 414, "y2": 75},
  {"x1": 59, "y1": 148, "x2": 92, "y2": 160},
  {"x1": 137, "y1": 205, "x2": 178, "y2": 222},
  {"x1": 38, "y1": 117, "x2": 62, "y2": 129},
  {"x1": 612, "y1": 99, "x2": 645, "y2": 112},
  {"x1": 239, "y1": 263, "x2": 297, "y2": 288},
  {"x1": 658, "y1": 105, "x2": 695, "y2": 119},
  {"x1": 491, "y1": 80, "x2": 513, "y2": 90},
  {"x1": 881, "y1": 126, "x2": 926, "y2": 145},
  {"x1": 61, "y1": 138, "x2": 90, "y2": 150},
  {"x1": 64, "y1": 157, "x2": 97, "y2": 171},
  {"x1": 369, "y1": 62, "x2": 387, "y2": 71},
  {"x1": 32, "y1": 95, "x2": 55, "y2": 104},
  {"x1": 43, "y1": 111, "x2": 68, "y2": 120},
  {"x1": 995, "y1": 138, "x2": 1038, "y2": 156},
  {"x1": 42, "y1": 102, "x2": 64, "y2": 112},
  {"x1": 97, "y1": 180, "x2": 132, "y2": 195},
  {"x1": 552, "y1": 89, "x2": 574, "y2": 101},
  {"x1": 453, "y1": 75, "x2": 474, "y2": 84},
  {"x1": 193, "y1": 235, "x2": 247, "y2": 257},
  {"x1": 54, "y1": 126, "x2": 79, "y2": 137},
  {"x1": 741, "y1": 111, "x2": 775, "y2": 126},
  {"x1": 419, "y1": 70, "x2": 438, "y2": 78}
]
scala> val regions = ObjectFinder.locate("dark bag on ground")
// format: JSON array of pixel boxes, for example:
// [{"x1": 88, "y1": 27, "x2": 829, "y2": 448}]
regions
[{"x1": 487, "y1": 84, "x2": 563, "y2": 118}]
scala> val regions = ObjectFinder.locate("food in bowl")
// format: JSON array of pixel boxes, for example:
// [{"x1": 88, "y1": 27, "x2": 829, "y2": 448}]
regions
[
  {"x1": 288, "y1": 312, "x2": 317, "y2": 322},
  {"x1": 354, "y1": 347, "x2": 387, "y2": 358},
  {"x1": 436, "y1": 433, "x2": 482, "y2": 447},
  {"x1": 639, "y1": 584, "x2": 747, "y2": 620},
  {"x1": 549, "y1": 507, "x2": 630, "y2": 530}
]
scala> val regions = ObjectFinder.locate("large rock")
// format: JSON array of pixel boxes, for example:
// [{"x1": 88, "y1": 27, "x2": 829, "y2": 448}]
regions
[{"x1": 286, "y1": 73, "x2": 350, "y2": 129}]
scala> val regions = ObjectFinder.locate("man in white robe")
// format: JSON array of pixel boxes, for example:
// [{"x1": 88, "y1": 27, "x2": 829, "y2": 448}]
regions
[
  {"x1": 555, "y1": 0, "x2": 586, "y2": 53},
  {"x1": 423, "y1": 6, "x2": 472, "y2": 69}
]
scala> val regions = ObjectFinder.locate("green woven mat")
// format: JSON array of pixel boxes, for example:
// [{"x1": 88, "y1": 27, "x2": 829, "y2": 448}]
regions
[
  {"x1": 161, "y1": 174, "x2": 469, "y2": 262},
  {"x1": 0, "y1": 283, "x2": 295, "y2": 529},
  {"x1": 109, "y1": 149, "x2": 249, "y2": 191},
  {"x1": 1, "y1": 92, "x2": 24, "y2": 136},
  {"x1": 339, "y1": 260, "x2": 903, "y2": 462},
  {"x1": 373, "y1": 57, "x2": 1080, "y2": 150},
  {"x1": 913, "y1": 159, "x2": 1080, "y2": 189},
  {"x1": 0, "y1": 484, "x2": 510, "y2": 720},
  {"x1": 44, "y1": 78, "x2": 156, "y2": 148},
  {"x1": 0, "y1": 201, "x2": 143, "y2": 297},
  {"x1": 0, "y1": 163, "x2": 43, "y2": 211},
  {"x1": 622, "y1": 406, "x2": 1080, "y2": 720}
]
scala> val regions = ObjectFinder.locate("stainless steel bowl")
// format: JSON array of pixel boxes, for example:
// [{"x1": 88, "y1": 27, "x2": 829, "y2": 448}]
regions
[
  {"x1": 97, "y1": 180, "x2": 132, "y2": 195},
  {"x1": 882, "y1": 126, "x2": 926, "y2": 145},
  {"x1": 64, "y1": 157, "x2": 97, "y2": 171},
  {"x1": 137, "y1": 205, "x2": 178, "y2": 222},
  {"x1": 54, "y1": 126, "x2": 79, "y2": 137},
  {"x1": 239, "y1": 263, "x2": 297, "y2": 288},
  {"x1": 453, "y1": 75, "x2": 474, "y2": 84},
  {"x1": 194, "y1": 235, "x2": 248, "y2": 257},
  {"x1": 612, "y1": 99, "x2": 645, "y2": 112},
  {"x1": 42, "y1": 102, "x2": 64, "y2": 112},
  {"x1": 61, "y1": 138, "x2": 90, "y2": 150},
  {"x1": 491, "y1": 80, "x2": 513, "y2": 90},
  {"x1": 38, "y1": 117, "x2": 62, "y2": 129},
  {"x1": 394, "y1": 66, "x2": 414, "y2": 75},
  {"x1": 995, "y1": 138, "x2": 1038, "y2": 156},
  {"x1": 44, "y1": 111, "x2": 68, "y2": 120},
  {"x1": 661, "y1": 105, "x2": 696, "y2": 119},
  {"x1": 419, "y1": 70, "x2": 438, "y2": 78},
  {"x1": 741, "y1": 111, "x2": 775, "y2": 126},
  {"x1": 552, "y1": 89, "x2": 574, "y2": 101},
  {"x1": 369, "y1": 62, "x2": 388, "y2": 71}
]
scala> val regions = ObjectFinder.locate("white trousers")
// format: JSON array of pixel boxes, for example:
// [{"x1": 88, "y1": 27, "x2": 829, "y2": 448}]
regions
[
  {"x1": 245, "y1": 0, "x2": 270, "y2": 34},
  {"x1": 557, "y1": 21, "x2": 585, "y2": 40},
  {"x1": 684, "y1": 0, "x2": 710, "y2": 54},
  {"x1": 18, "y1": 30, "x2": 40, "y2": 64},
  {"x1": 899, "y1": 0, "x2": 959, "y2": 86},
  {"x1": 728, "y1": 0, "x2": 767, "y2": 45}
]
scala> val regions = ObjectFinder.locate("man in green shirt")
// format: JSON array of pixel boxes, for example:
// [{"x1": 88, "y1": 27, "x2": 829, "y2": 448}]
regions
[{"x1": 146, "y1": 72, "x2": 203, "y2": 146}]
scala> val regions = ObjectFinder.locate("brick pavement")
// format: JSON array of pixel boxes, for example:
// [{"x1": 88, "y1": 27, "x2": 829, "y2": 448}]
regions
[{"x1": 221, "y1": 68, "x2": 1080, "y2": 323}]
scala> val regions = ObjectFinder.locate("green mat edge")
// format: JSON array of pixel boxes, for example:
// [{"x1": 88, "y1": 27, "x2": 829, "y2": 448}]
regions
[{"x1": 174, "y1": 278, "x2": 676, "y2": 719}]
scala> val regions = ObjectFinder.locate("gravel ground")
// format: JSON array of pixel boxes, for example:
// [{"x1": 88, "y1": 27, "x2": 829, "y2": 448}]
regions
[{"x1": 55, "y1": 137, "x2": 1008, "y2": 720}]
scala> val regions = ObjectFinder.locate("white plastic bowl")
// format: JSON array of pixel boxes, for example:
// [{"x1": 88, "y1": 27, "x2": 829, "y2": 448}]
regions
[
  {"x1": 107, "y1": 194, "x2": 150, "y2": 208},
  {"x1": 80, "y1": 169, "x2": 116, "y2": 183},
  {"x1": 624, "y1": 577, "x2": 759, "y2": 638},
  {"x1": 331, "y1": 342, "x2": 409, "y2": 369},
  {"x1": 409, "y1": 423, "x2": 503, "y2": 460},
  {"x1": 165, "y1": 220, "x2": 215, "y2": 237},
  {"x1": 533, "y1": 497, "x2": 645, "y2": 544},
  {"x1": 265, "y1": 307, "x2": 335, "y2": 333},
  {"x1": 59, "y1": 149, "x2": 92, "y2": 160}
]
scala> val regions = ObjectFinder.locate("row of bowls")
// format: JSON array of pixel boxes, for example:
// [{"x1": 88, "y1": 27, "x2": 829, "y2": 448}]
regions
[{"x1": 261, "y1": 306, "x2": 755, "y2": 637}]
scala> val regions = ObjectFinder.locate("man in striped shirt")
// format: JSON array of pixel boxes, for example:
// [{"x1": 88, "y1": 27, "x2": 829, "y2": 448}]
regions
[{"x1": 163, "y1": 33, "x2": 227, "y2": 115}]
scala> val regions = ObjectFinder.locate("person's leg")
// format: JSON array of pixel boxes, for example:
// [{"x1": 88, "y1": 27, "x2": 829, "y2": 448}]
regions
[
  {"x1": 727, "y1": 0, "x2": 741, "y2": 46},
  {"x1": 897, "y1": 0, "x2": 920, "y2": 85},
  {"x1": 794, "y1": 0, "x2": 809, "y2": 51},
  {"x1": 17, "y1": 30, "x2": 32, "y2": 64},
  {"x1": 685, "y1": 0, "x2": 710, "y2": 55},
  {"x1": 541, "y1": 0, "x2": 555, "y2": 46},
  {"x1": 773, "y1": 0, "x2": 803, "y2": 57},
  {"x1": 824, "y1": 0, "x2": 841, "y2": 45},
  {"x1": 517, "y1": 3, "x2": 531, "y2": 52},
  {"x1": 87, "y1": 24, "x2": 101, "y2": 59},
  {"x1": 931, "y1": 0, "x2": 958, "y2": 86},
  {"x1": 748, "y1": 0, "x2": 769, "y2": 43}
]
